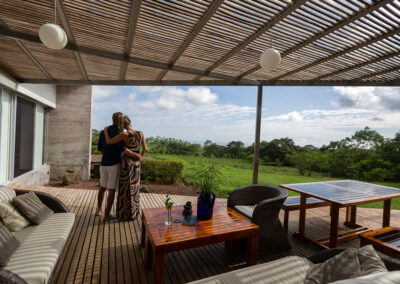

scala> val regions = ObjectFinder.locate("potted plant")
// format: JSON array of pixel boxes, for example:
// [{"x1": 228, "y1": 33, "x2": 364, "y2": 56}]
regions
[{"x1": 193, "y1": 164, "x2": 221, "y2": 220}]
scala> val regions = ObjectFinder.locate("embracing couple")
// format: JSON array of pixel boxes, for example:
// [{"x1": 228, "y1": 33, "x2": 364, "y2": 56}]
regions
[{"x1": 96, "y1": 112, "x2": 147, "y2": 221}]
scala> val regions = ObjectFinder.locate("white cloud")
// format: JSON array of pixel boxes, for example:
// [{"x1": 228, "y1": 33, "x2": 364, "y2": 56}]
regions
[
  {"x1": 128, "y1": 92, "x2": 137, "y2": 100},
  {"x1": 266, "y1": 111, "x2": 303, "y2": 122},
  {"x1": 333, "y1": 87, "x2": 400, "y2": 111},
  {"x1": 92, "y1": 86, "x2": 119, "y2": 100}
]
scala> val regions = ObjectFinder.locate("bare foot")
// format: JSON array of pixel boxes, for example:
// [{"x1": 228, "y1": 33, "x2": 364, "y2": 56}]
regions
[
  {"x1": 104, "y1": 214, "x2": 117, "y2": 221},
  {"x1": 95, "y1": 209, "x2": 103, "y2": 217}
]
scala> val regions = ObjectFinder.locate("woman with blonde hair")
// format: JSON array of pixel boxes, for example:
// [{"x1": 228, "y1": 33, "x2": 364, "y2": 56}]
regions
[{"x1": 104, "y1": 115, "x2": 147, "y2": 220}]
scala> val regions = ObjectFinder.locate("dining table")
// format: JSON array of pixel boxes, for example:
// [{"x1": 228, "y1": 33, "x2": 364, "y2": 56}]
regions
[{"x1": 280, "y1": 180, "x2": 400, "y2": 248}]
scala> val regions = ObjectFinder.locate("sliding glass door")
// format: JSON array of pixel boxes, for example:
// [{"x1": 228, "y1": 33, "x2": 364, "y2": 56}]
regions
[{"x1": 14, "y1": 97, "x2": 35, "y2": 177}]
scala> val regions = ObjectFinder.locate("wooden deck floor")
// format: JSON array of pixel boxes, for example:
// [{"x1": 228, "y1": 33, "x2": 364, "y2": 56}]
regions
[{"x1": 13, "y1": 186, "x2": 400, "y2": 284}]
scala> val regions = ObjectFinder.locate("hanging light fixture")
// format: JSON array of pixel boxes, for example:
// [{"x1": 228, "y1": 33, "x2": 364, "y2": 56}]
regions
[
  {"x1": 260, "y1": 30, "x2": 281, "y2": 70},
  {"x1": 39, "y1": 0, "x2": 67, "y2": 50}
]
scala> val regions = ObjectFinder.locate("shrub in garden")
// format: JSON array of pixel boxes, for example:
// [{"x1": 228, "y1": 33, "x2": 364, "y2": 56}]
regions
[{"x1": 142, "y1": 159, "x2": 184, "y2": 184}]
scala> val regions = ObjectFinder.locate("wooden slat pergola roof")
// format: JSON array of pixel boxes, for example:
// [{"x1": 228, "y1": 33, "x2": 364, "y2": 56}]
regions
[{"x1": 0, "y1": 0, "x2": 399, "y2": 86}]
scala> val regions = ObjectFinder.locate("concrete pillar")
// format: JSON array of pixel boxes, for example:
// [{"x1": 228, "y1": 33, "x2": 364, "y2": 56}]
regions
[{"x1": 47, "y1": 85, "x2": 92, "y2": 181}]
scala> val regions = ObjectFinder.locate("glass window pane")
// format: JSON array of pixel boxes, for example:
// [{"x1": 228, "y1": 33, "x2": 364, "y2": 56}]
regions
[
  {"x1": 14, "y1": 97, "x2": 35, "y2": 177},
  {"x1": 0, "y1": 89, "x2": 12, "y2": 183}
]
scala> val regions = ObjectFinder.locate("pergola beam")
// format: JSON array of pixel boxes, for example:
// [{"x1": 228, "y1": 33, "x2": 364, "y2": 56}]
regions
[
  {"x1": 20, "y1": 79, "x2": 400, "y2": 87},
  {"x1": 194, "y1": 0, "x2": 307, "y2": 81},
  {"x1": 315, "y1": 50, "x2": 400, "y2": 81},
  {"x1": 237, "y1": 0, "x2": 394, "y2": 79},
  {"x1": 157, "y1": 0, "x2": 224, "y2": 81},
  {"x1": 0, "y1": 17, "x2": 53, "y2": 80},
  {"x1": 359, "y1": 65, "x2": 400, "y2": 81},
  {"x1": 274, "y1": 27, "x2": 400, "y2": 80},
  {"x1": 0, "y1": 28, "x2": 259, "y2": 86},
  {"x1": 120, "y1": 0, "x2": 142, "y2": 80},
  {"x1": 56, "y1": 0, "x2": 88, "y2": 81}
]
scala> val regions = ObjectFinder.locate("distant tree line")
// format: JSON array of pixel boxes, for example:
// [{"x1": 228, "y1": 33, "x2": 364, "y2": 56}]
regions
[{"x1": 92, "y1": 127, "x2": 400, "y2": 182}]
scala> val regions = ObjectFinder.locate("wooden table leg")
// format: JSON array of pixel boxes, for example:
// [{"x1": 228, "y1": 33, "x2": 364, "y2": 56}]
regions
[
  {"x1": 153, "y1": 251, "x2": 165, "y2": 284},
  {"x1": 329, "y1": 203, "x2": 340, "y2": 248},
  {"x1": 141, "y1": 216, "x2": 146, "y2": 248},
  {"x1": 383, "y1": 199, "x2": 391, "y2": 227},
  {"x1": 299, "y1": 194, "x2": 307, "y2": 237},
  {"x1": 246, "y1": 234, "x2": 258, "y2": 266},
  {"x1": 345, "y1": 205, "x2": 357, "y2": 228},
  {"x1": 145, "y1": 238, "x2": 153, "y2": 269}
]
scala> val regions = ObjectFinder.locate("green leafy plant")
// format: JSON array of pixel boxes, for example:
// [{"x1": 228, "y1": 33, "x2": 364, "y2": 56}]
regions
[
  {"x1": 192, "y1": 164, "x2": 221, "y2": 197},
  {"x1": 165, "y1": 194, "x2": 174, "y2": 210}
]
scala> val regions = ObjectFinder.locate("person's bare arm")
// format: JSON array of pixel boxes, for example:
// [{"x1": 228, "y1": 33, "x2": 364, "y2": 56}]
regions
[
  {"x1": 123, "y1": 148, "x2": 142, "y2": 161},
  {"x1": 104, "y1": 126, "x2": 125, "y2": 144},
  {"x1": 140, "y1": 132, "x2": 147, "y2": 156}
]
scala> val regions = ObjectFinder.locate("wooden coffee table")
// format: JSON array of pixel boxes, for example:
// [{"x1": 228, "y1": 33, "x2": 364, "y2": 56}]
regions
[
  {"x1": 141, "y1": 202, "x2": 259, "y2": 284},
  {"x1": 360, "y1": 227, "x2": 400, "y2": 259}
]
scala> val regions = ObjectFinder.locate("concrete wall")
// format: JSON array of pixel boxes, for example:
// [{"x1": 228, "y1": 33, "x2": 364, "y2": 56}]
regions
[
  {"x1": 8, "y1": 164, "x2": 50, "y2": 187},
  {"x1": 20, "y1": 83, "x2": 56, "y2": 107},
  {"x1": 47, "y1": 85, "x2": 92, "y2": 181}
]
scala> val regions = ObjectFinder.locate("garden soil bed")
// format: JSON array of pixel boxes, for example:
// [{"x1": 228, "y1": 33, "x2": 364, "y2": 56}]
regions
[{"x1": 45, "y1": 179, "x2": 199, "y2": 196}]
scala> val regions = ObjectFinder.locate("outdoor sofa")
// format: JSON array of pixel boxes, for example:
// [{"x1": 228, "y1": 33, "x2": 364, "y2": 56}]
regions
[
  {"x1": 190, "y1": 247, "x2": 400, "y2": 283},
  {"x1": 0, "y1": 186, "x2": 75, "y2": 284}
]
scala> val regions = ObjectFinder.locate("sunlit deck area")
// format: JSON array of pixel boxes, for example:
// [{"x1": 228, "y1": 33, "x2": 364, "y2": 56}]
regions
[{"x1": 10, "y1": 185, "x2": 400, "y2": 284}]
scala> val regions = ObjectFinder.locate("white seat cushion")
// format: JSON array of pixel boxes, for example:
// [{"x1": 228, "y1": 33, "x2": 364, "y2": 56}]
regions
[
  {"x1": 234, "y1": 205, "x2": 255, "y2": 218},
  {"x1": 331, "y1": 271, "x2": 400, "y2": 283},
  {"x1": 5, "y1": 213, "x2": 75, "y2": 284},
  {"x1": 0, "y1": 186, "x2": 16, "y2": 203},
  {"x1": 189, "y1": 256, "x2": 311, "y2": 284}
]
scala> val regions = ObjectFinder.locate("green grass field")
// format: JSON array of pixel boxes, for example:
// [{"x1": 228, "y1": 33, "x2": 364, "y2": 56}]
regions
[{"x1": 153, "y1": 154, "x2": 400, "y2": 210}]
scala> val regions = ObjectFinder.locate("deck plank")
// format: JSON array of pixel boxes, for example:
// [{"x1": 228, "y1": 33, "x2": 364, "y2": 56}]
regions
[{"x1": 11, "y1": 186, "x2": 400, "y2": 284}]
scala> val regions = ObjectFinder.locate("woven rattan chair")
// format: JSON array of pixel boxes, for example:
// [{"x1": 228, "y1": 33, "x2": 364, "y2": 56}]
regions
[{"x1": 228, "y1": 184, "x2": 291, "y2": 254}]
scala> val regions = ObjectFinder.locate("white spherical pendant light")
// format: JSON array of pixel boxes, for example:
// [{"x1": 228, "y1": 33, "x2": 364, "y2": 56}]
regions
[
  {"x1": 39, "y1": 23, "x2": 67, "y2": 50},
  {"x1": 260, "y1": 48, "x2": 281, "y2": 70}
]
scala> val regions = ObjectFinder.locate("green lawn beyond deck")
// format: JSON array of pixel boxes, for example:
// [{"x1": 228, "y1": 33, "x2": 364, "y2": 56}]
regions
[{"x1": 154, "y1": 154, "x2": 400, "y2": 210}]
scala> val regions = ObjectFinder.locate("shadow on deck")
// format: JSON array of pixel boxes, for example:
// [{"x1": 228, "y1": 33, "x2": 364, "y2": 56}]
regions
[{"x1": 12, "y1": 186, "x2": 400, "y2": 284}]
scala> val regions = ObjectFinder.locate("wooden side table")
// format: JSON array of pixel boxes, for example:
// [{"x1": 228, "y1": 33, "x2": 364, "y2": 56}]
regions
[{"x1": 360, "y1": 227, "x2": 400, "y2": 259}]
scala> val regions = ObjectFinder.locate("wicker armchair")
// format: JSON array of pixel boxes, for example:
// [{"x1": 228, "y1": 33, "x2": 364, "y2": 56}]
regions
[{"x1": 228, "y1": 184, "x2": 291, "y2": 254}]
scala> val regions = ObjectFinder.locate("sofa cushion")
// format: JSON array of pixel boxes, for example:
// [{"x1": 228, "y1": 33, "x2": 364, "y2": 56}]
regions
[
  {"x1": 189, "y1": 256, "x2": 311, "y2": 284},
  {"x1": 357, "y1": 245, "x2": 387, "y2": 276},
  {"x1": 5, "y1": 213, "x2": 75, "y2": 284},
  {"x1": 234, "y1": 205, "x2": 255, "y2": 218},
  {"x1": 305, "y1": 248, "x2": 361, "y2": 284},
  {"x1": 0, "y1": 221, "x2": 20, "y2": 267},
  {"x1": 331, "y1": 271, "x2": 400, "y2": 283},
  {"x1": 13, "y1": 192, "x2": 54, "y2": 224},
  {"x1": 0, "y1": 202, "x2": 30, "y2": 232},
  {"x1": 0, "y1": 186, "x2": 16, "y2": 203}
]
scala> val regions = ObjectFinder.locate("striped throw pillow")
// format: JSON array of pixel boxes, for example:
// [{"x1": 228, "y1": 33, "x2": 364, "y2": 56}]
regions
[
  {"x1": 0, "y1": 202, "x2": 30, "y2": 232},
  {"x1": 0, "y1": 221, "x2": 20, "y2": 266},
  {"x1": 13, "y1": 192, "x2": 54, "y2": 225},
  {"x1": 0, "y1": 186, "x2": 16, "y2": 203}
]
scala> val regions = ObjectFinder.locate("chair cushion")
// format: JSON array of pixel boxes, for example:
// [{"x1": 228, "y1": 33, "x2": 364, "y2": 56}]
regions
[
  {"x1": 331, "y1": 271, "x2": 400, "y2": 283},
  {"x1": 13, "y1": 192, "x2": 54, "y2": 224},
  {"x1": 0, "y1": 202, "x2": 30, "y2": 232},
  {"x1": 234, "y1": 205, "x2": 255, "y2": 218},
  {"x1": 5, "y1": 213, "x2": 75, "y2": 284},
  {"x1": 0, "y1": 221, "x2": 20, "y2": 267},
  {"x1": 189, "y1": 256, "x2": 311, "y2": 283},
  {"x1": 0, "y1": 186, "x2": 16, "y2": 203}
]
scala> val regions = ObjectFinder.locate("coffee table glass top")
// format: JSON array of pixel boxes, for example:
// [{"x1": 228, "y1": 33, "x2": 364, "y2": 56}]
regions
[
  {"x1": 281, "y1": 180, "x2": 400, "y2": 205},
  {"x1": 142, "y1": 202, "x2": 258, "y2": 247}
]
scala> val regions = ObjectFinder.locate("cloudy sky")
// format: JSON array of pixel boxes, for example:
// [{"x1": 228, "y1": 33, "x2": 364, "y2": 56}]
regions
[{"x1": 92, "y1": 86, "x2": 400, "y2": 147}]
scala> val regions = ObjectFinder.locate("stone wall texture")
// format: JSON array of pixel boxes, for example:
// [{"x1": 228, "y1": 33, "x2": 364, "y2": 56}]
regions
[{"x1": 47, "y1": 85, "x2": 92, "y2": 181}]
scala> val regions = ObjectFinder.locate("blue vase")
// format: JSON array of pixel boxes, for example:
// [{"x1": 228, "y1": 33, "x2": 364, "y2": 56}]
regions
[{"x1": 197, "y1": 192, "x2": 216, "y2": 220}]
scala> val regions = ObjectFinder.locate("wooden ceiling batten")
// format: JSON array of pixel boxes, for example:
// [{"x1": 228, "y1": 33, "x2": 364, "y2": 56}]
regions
[
  {"x1": 237, "y1": 0, "x2": 394, "y2": 79},
  {"x1": 273, "y1": 27, "x2": 400, "y2": 80},
  {"x1": 157, "y1": 0, "x2": 224, "y2": 81},
  {"x1": 193, "y1": 0, "x2": 307, "y2": 81},
  {"x1": 56, "y1": 0, "x2": 88, "y2": 81},
  {"x1": 315, "y1": 50, "x2": 400, "y2": 81},
  {"x1": 120, "y1": 0, "x2": 142, "y2": 81},
  {"x1": 0, "y1": 15, "x2": 53, "y2": 80}
]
